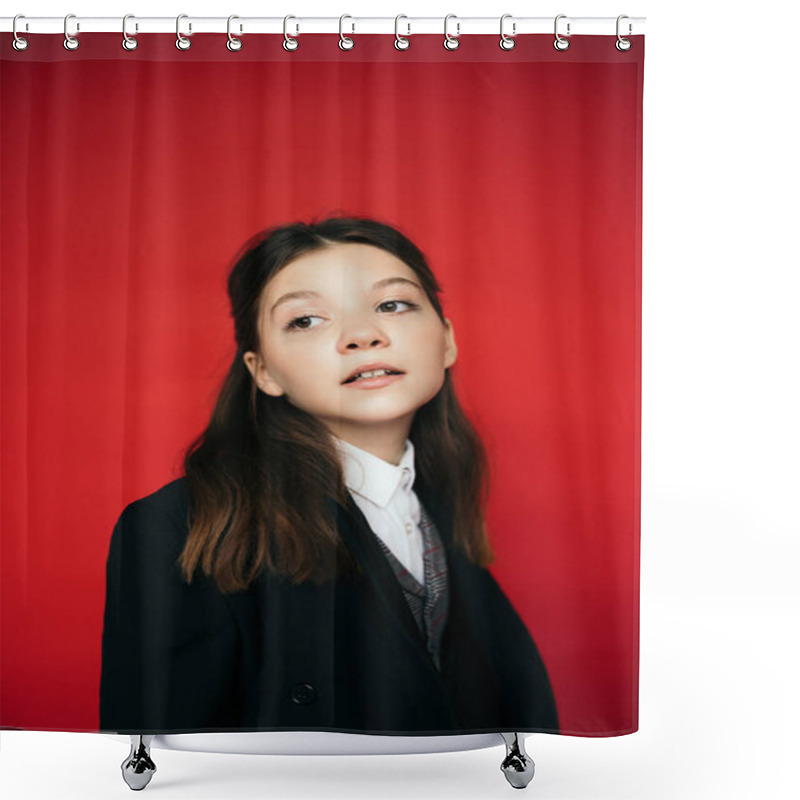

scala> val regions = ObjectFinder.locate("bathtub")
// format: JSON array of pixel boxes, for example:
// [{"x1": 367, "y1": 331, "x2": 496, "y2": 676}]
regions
[{"x1": 102, "y1": 731, "x2": 536, "y2": 790}]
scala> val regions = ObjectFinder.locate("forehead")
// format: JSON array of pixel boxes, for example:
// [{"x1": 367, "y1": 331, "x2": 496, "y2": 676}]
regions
[{"x1": 268, "y1": 243, "x2": 413, "y2": 293}]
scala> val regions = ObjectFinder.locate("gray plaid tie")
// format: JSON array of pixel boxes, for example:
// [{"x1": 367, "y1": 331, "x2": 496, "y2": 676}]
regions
[{"x1": 373, "y1": 504, "x2": 450, "y2": 671}]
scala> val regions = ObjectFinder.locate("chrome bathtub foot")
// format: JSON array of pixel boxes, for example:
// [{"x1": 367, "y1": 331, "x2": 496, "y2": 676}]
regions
[
  {"x1": 121, "y1": 735, "x2": 157, "y2": 790},
  {"x1": 500, "y1": 732, "x2": 535, "y2": 789}
]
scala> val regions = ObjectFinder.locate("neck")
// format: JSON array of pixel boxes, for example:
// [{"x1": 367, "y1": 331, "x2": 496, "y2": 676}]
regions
[{"x1": 326, "y1": 418, "x2": 413, "y2": 465}]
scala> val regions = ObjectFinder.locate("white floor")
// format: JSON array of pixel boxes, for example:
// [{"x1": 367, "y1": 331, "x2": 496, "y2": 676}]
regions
[{"x1": 2, "y1": 597, "x2": 798, "y2": 800}]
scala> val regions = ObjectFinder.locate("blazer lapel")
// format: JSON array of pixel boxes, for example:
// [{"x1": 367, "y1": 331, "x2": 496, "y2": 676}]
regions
[
  {"x1": 327, "y1": 491, "x2": 436, "y2": 665},
  {"x1": 411, "y1": 476, "x2": 455, "y2": 551}
]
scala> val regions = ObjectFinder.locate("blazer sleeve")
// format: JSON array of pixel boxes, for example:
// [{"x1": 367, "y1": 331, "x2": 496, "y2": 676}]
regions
[{"x1": 99, "y1": 487, "x2": 243, "y2": 733}]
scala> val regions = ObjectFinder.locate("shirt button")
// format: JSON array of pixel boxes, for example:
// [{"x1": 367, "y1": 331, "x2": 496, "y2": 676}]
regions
[
  {"x1": 405, "y1": 522, "x2": 414, "y2": 534},
  {"x1": 290, "y1": 683, "x2": 318, "y2": 705}
]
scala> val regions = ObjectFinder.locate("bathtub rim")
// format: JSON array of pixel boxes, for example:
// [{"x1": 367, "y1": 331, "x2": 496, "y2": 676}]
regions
[{"x1": 100, "y1": 730, "x2": 529, "y2": 756}]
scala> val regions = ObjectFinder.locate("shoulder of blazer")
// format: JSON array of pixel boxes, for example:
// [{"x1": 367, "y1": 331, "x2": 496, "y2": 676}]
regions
[
  {"x1": 107, "y1": 478, "x2": 242, "y2": 615},
  {"x1": 112, "y1": 477, "x2": 191, "y2": 566},
  {"x1": 124, "y1": 476, "x2": 189, "y2": 522},
  {"x1": 122, "y1": 477, "x2": 190, "y2": 525}
]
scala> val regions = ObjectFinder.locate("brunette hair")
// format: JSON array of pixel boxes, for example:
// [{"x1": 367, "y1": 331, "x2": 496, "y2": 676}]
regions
[{"x1": 179, "y1": 215, "x2": 494, "y2": 593}]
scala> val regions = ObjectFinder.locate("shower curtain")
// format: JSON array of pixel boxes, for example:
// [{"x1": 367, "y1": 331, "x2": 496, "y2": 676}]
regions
[{"x1": 1, "y1": 27, "x2": 643, "y2": 738}]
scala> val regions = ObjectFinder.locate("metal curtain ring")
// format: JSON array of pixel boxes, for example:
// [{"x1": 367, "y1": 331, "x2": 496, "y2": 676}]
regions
[
  {"x1": 394, "y1": 14, "x2": 410, "y2": 50},
  {"x1": 12, "y1": 14, "x2": 28, "y2": 51},
  {"x1": 444, "y1": 13, "x2": 460, "y2": 51},
  {"x1": 122, "y1": 14, "x2": 138, "y2": 51},
  {"x1": 176, "y1": 14, "x2": 191, "y2": 50},
  {"x1": 283, "y1": 15, "x2": 298, "y2": 51},
  {"x1": 499, "y1": 14, "x2": 516, "y2": 50},
  {"x1": 64, "y1": 13, "x2": 79, "y2": 50},
  {"x1": 554, "y1": 14, "x2": 570, "y2": 51},
  {"x1": 616, "y1": 15, "x2": 632, "y2": 51},
  {"x1": 227, "y1": 15, "x2": 242, "y2": 51},
  {"x1": 339, "y1": 14, "x2": 354, "y2": 50}
]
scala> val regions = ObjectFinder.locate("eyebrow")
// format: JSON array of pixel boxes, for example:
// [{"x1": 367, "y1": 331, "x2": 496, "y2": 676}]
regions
[{"x1": 270, "y1": 277, "x2": 424, "y2": 315}]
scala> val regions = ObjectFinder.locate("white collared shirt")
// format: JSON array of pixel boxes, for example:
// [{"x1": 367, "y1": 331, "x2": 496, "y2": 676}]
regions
[{"x1": 333, "y1": 436, "x2": 425, "y2": 585}]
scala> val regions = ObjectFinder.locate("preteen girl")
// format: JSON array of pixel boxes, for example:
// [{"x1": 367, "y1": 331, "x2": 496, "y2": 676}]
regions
[{"x1": 100, "y1": 215, "x2": 559, "y2": 735}]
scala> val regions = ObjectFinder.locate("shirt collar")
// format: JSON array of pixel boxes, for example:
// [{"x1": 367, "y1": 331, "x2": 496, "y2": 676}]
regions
[{"x1": 334, "y1": 436, "x2": 416, "y2": 508}]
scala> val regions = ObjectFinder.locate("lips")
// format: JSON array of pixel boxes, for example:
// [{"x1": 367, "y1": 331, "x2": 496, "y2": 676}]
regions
[{"x1": 342, "y1": 362, "x2": 405, "y2": 384}]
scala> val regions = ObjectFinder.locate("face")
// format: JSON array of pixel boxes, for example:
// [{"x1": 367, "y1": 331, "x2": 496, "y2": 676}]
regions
[{"x1": 242, "y1": 243, "x2": 457, "y2": 443}]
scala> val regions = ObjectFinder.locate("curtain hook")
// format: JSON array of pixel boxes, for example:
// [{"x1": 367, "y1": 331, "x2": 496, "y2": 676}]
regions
[
  {"x1": 283, "y1": 15, "x2": 299, "y2": 51},
  {"x1": 443, "y1": 13, "x2": 460, "y2": 51},
  {"x1": 499, "y1": 14, "x2": 516, "y2": 50},
  {"x1": 227, "y1": 15, "x2": 243, "y2": 51},
  {"x1": 394, "y1": 14, "x2": 410, "y2": 50},
  {"x1": 554, "y1": 14, "x2": 570, "y2": 51},
  {"x1": 122, "y1": 15, "x2": 138, "y2": 51},
  {"x1": 339, "y1": 14, "x2": 355, "y2": 50},
  {"x1": 64, "y1": 13, "x2": 79, "y2": 51},
  {"x1": 616, "y1": 15, "x2": 632, "y2": 51},
  {"x1": 12, "y1": 14, "x2": 29, "y2": 51},
  {"x1": 176, "y1": 14, "x2": 191, "y2": 50}
]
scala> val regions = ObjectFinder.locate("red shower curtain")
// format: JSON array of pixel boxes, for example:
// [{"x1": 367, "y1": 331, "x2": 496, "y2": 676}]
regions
[{"x1": 1, "y1": 32, "x2": 643, "y2": 735}]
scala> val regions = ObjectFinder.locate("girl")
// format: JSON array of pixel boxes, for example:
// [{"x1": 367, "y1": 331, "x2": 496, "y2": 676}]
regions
[{"x1": 100, "y1": 215, "x2": 559, "y2": 735}]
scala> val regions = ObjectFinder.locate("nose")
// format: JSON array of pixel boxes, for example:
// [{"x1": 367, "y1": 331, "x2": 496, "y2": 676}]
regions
[
  {"x1": 339, "y1": 320, "x2": 390, "y2": 351},
  {"x1": 343, "y1": 333, "x2": 388, "y2": 350}
]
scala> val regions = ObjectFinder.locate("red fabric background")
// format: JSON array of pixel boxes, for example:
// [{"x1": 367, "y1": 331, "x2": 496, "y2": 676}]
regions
[{"x1": 0, "y1": 33, "x2": 643, "y2": 735}]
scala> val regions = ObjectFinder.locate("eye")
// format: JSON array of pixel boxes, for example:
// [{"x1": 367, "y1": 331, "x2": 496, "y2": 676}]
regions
[
  {"x1": 379, "y1": 299, "x2": 418, "y2": 313},
  {"x1": 283, "y1": 300, "x2": 418, "y2": 332},
  {"x1": 284, "y1": 314, "x2": 324, "y2": 331}
]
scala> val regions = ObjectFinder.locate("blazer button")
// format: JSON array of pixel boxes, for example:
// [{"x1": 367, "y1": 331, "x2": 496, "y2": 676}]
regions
[{"x1": 290, "y1": 683, "x2": 318, "y2": 705}]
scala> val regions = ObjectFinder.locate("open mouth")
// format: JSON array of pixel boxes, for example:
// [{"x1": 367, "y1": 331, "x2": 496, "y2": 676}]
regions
[{"x1": 343, "y1": 368, "x2": 404, "y2": 385}]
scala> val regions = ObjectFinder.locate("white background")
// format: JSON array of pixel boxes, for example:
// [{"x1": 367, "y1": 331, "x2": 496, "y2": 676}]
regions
[{"x1": 2, "y1": 1, "x2": 798, "y2": 798}]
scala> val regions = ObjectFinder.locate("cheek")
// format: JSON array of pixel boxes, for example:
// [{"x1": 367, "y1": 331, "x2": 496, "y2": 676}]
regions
[
  {"x1": 415, "y1": 326, "x2": 449, "y2": 364},
  {"x1": 275, "y1": 340, "x2": 334, "y2": 381}
]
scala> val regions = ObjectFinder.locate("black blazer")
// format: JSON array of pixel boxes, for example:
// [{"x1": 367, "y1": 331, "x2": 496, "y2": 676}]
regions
[{"x1": 100, "y1": 475, "x2": 559, "y2": 735}]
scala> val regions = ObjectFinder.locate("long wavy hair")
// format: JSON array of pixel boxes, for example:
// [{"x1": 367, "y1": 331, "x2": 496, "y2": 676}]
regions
[{"x1": 179, "y1": 215, "x2": 494, "y2": 593}]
